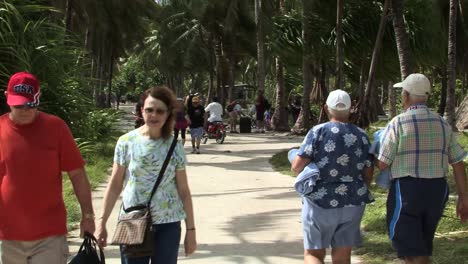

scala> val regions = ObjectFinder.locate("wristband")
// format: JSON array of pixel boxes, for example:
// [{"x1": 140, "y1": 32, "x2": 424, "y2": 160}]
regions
[{"x1": 83, "y1": 213, "x2": 95, "y2": 220}]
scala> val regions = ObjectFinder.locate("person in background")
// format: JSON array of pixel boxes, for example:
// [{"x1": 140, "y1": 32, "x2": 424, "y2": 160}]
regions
[
  {"x1": 290, "y1": 94, "x2": 301, "y2": 124},
  {"x1": 134, "y1": 98, "x2": 145, "y2": 128},
  {"x1": 187, "y1": 96, "x2": 205, "y2": 154},
  {"x1": 378, "y1": 73, "x2": 468, "y2": 264},
  {"x1": 0, "y1": 72, "x2": 95, "y2": 264},
  {"x1": 95, "y1": 86, "x2": 196, "y2": 264},
  {"x1": 174, "y1": 97, "x2": 189, "y2": 146},
  {"x1": 291, "y1": 89, "x2": 374, "y2": 264},
  {"x1": 255, "y1": 90, "x2": 269, "y2": 133},
  {"x1": 204, "y1": 97, "x2": 223, "y2": 126},
  {"x1": 227, "y1": 100, "x2": 242, "y2": 133}
]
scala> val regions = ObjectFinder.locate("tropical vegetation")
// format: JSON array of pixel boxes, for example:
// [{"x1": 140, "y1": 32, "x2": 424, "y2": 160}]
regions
[{"x1": 1, "y1": 0, "x2": 467, "y2": 134}]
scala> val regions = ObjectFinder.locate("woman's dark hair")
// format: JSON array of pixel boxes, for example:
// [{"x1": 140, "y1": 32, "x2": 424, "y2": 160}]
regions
[{"x1": 138, "y1": 86, "x2": 177, "y2": 139}]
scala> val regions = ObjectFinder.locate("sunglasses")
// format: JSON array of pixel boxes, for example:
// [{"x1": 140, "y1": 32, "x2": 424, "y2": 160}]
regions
[
  {"x1": 143, "y1": 107, "x2": 168, "y2": 115},
  {"x1": 12, "y1": 104, "x2": 38, "y2": 110}
]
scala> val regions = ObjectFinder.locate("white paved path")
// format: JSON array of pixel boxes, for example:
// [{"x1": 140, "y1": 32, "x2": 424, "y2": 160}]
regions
[{"x1": 68, "y1": 111, "x2": 364, "y2": 263}]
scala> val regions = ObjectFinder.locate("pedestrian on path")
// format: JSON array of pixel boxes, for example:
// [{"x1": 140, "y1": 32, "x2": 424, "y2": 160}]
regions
[
  {"x1": 291, "y1": 89, "x2": 374, "y2": 264},
  {"x1": 187, "y1": 96, "x2": 205, "y2": 154},
  {"x1": 174, "y1": 97, "x2": 189, "y2": 146},
  {"x1": 95, "y1": 86, "x2": 196, "y2": 264},
  {"x1": 227, "y1": 100, "x2": 242, "y2": 133},
  {"x1": 0, "y1": 72, "x2": 95, "y2": 264},
  {"x1": 254, "y1": 90, "x2": 269, "y2": 133},
  {"x1": 377, "y1": 73, "x2": 468, "y2": 264}
]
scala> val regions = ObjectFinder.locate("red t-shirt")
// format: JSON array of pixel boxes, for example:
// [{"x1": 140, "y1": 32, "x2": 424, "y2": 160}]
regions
[{"x1": 0, "y1": 112, "x2": 85, "y2": 240}]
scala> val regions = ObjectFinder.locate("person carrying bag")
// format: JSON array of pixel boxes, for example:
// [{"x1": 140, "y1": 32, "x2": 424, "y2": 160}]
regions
[
  {"x1": 110, "y1": 137, "x2": 177, "y2": 257},
  {"x1": 95, "y1": 86, "x2": 197, "y2": 264}
]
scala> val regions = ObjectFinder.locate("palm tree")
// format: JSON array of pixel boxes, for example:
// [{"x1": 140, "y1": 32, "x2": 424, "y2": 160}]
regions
[
  {"x1": 335, "y1": 0, "x2": 344, "y2": 90},
  {"x1": 255, "y1": 0, "x2": 266, "y2": 92},
  {"x1": 271, "y1": 0, "x2": 290, "y2": 131},
  {"x1": 391, "y1": 0, "x2": 413, "y2": 79},
  {"x1": 291, "y1": 0, "x2": 314, "y2": 134},
  {"x1": 356, "y1": 0, "x2": 391, "y2": 127},
  {"x1": 446, "y1": 0, "x2": 458, "y2": 131}
]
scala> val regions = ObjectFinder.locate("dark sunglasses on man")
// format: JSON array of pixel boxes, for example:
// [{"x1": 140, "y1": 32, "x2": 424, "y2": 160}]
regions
[{"x1": 12, "y1": 102, "x2": 39, "y2": 110}]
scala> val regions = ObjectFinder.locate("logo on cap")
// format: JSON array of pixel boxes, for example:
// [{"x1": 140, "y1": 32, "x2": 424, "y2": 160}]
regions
[{"x1": 6, "y1": 72, "x2": 40, "y2": 107}]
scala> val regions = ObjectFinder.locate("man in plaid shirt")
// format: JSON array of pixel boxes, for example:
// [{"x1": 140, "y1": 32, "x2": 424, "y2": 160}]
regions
[{"x1": 378, "y1": 73, "x2": 468, "y2": 264}]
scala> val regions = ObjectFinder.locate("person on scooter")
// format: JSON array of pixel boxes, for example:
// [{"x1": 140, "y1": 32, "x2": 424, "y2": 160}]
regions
[{"x1": 204, "y1": 97, "x2": 223, "y2": 134}]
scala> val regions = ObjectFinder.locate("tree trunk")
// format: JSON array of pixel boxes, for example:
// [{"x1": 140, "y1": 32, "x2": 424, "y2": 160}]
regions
[
  {"x1": 215, "y1": 36, "x2": 224, "y2": 100},
  {"x1": 388, "y1": 81, "x2": 397, "y2": 119},
  {"x1": 391, "y1": 0, "x2": 413, "y2": 79},
  {"x1": 106, "y1": 51, "x2": 114, "y2": 108},
  {"x1": 272, "y1": 58, "x2": 290, "y2": 131},
  {"x1": 358, "y1": 61, "x2": 366, "y2": 104},
  {"x1": 335, "y1": 0, "x2": 344, "y2": 90},
  {"x1": 207, "y1": 70, "x2": 214, "y2": 104},
  {"x1": 318, "y1": 60, "x2": 329, "y2": 124},
  {"x1": 446, "y1": 0, "x2": 458, "y2": 131},
  {"x1": 438, "y1": 67, "x2": 448, "y2": 116},
  {"x1": 291, "y1": 0, "x2": 314, "y2": 134},
  {"x1": 356, "y1": 0, "x2": 390, "y2": 127},
  {"x1": 65, "y1": 0, "x2": 73, "y2": 32},
  {"x1": 227, "y1": 51, "x2": 235, "y2": 105},
  {"x1": 255, "y1": 0, "x2": 266, "y2": 92}
]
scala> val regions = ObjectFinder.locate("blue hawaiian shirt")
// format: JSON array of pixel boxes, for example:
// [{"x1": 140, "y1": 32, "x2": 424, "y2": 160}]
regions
[{"x1": 298, "y1": 122, "x2": 374, "y2": 209}]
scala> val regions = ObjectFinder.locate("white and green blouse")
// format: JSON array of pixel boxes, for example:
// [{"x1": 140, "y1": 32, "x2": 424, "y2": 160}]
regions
[{"x1": 114, "y1": 130, "x2": 187, "y2": 224}]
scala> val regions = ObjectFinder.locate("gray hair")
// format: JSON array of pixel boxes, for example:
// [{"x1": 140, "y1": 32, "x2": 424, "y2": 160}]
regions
[
  {"x1": 402, "y1": 90, "x2": 428, "y2": 103},
  {"x1": 328, "y1": 108, "x2": 350, "y2": 119}
]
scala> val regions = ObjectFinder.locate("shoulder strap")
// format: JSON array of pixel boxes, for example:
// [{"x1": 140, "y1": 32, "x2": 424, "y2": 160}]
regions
[{"x1": 146, "y1": 137, "x2": 178, "y2": 208}]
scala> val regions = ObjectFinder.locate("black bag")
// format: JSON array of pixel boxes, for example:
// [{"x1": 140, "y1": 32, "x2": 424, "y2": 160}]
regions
[
  {"x1": 117, "y1": 138, "x2": 178, "y2": 258},
  {"x1": 69, "y1": 232, "x2": 105, "y2": 264},
  {"x1": 239, "y1": 117, "x2": 251, "y2": 133}
]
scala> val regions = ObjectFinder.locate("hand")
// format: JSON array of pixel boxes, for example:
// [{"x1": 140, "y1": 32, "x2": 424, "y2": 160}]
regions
[
  {"x1": 80, "y1": 218, "x2": 95, "y2": 238},
  {"x1": 94, "y1": 223, "x2": 108, "y2": 248},
  {"x1": 184, "y1": 230, "x2": 197, "y2": 256},
  {"x1": 456, "y1": 194, "x2": 468, "y2": 223}
]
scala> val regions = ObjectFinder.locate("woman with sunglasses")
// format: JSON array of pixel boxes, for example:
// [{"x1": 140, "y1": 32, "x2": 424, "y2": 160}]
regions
[{"x1": 95, "y1": 86, "x2": 197, "y2": 264}]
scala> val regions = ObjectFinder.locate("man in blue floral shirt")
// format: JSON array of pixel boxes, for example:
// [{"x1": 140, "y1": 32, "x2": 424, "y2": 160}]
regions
[{"x1": 292, "y1": 89, "x2": 374, "y2": 264}]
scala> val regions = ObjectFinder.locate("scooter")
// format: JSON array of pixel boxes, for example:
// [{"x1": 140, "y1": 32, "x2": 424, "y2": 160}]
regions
[{"x1": 202, "y1": 121, "x2": 227, "y2": 144}]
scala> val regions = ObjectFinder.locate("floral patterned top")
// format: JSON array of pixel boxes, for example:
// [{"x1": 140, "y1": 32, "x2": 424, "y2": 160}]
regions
[
  {"x1": 298, "y1": 122, "x2": 374, "y2": 209},
  {"x1": 114, "y1": 130, "x2": 187, "y2": 224}
]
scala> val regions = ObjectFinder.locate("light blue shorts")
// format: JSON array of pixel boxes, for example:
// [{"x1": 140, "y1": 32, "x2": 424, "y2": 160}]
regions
[
  {"x1": 190, "y1": 127, "x2": 204, "y2": 139},
  {"x1": 302, "y1": 198, "x2": 365, "y2": 250}
]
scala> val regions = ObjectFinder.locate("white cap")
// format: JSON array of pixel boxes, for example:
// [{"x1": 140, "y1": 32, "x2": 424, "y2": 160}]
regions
[
  {"x1": 326, "y1": 89, "x2": 351, "y2": 111},
  {"x1": 393, "y1": 73, "x2": 431, "y2": 96}
]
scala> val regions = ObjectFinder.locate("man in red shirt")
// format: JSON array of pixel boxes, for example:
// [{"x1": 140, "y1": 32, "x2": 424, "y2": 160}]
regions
[{"x1": 0, "y1": 72, "x2": 95, "y2": 263}]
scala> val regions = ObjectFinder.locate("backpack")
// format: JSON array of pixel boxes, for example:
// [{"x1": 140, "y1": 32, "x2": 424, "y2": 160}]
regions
[{"x1": 227, "y1": 101, "x2": 236, "y2": 112}]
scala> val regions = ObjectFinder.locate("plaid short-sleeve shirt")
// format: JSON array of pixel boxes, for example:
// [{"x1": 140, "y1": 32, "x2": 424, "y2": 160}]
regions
[{"x1": 378, "y1": 104, "x2": 466, "y2": 179}]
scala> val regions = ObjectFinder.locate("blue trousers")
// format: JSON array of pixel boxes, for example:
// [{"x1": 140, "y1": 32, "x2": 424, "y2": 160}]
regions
[{"x1": 121, "y1": 221, "x2": 181, "y2": 264}]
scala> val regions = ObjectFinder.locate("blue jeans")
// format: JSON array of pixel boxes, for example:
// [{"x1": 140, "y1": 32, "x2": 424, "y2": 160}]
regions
[{"x1": 121, "y1": 221, "x2": 181, "y2": 264}]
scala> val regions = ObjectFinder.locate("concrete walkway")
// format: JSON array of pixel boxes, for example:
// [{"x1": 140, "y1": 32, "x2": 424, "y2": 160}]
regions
[{"x1": 68, "y1": 114, "x2": 364, "y2": 263}]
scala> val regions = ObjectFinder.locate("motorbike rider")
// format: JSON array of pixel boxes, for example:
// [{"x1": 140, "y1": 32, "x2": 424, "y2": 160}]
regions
[{"x1": 204, "y1": 97, "x2": 223, "y2": 133}]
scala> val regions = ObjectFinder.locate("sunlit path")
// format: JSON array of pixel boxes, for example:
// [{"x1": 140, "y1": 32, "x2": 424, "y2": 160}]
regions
[{"x1": 68, "y1": 107, "x2": 364, "y2": 263}]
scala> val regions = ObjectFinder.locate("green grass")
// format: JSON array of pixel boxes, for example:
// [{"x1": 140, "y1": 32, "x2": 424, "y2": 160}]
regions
[
  {"x1": 270, "y1": 124, "x2": 468, "y2": 264},
  {"x1": 270, "y1": 149, "x2": 296, "y2": 176},
  {"x1": 63, "y1": 140, "x2": 116, "y2": 229}
]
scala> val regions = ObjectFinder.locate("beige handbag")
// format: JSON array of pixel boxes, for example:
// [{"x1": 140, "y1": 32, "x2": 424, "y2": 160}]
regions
[
  {"x1": 111, "y1": 207, "x2": 150, "y2": 245},
  {"x1": 111, "y1": 138, "x2": 177, "y2": 256}
]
